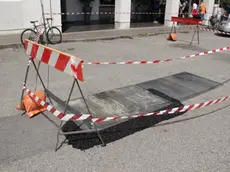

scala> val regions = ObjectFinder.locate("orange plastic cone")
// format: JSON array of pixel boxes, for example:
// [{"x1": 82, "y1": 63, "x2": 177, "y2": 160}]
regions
[
  {"x1": 167, "y1": 33, "x2": 177, "y2": 41},
  {"x1": 16, "y1": 90, "x2": 47, "y2": 118}
]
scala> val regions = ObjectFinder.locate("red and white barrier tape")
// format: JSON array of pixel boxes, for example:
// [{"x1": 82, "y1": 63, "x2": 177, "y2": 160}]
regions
[
  {"x1": 45, "y1": 12, "x2": 174, "y2": 15},
  {"x1": 84, "y1": 46, "x2": 230, "y2": 65},
  {"x1": 23, "y1": 86, "x2": 230, "y2": 123},
  {"x1": 91, "y1": 95, "x2": 230, "y2": 122},
  {"x1": 185, "y1": 25, "x2": 230, "y2": 35},
  {"x1": 45, "y1": 12, "x2": 213, "y2": 16}
]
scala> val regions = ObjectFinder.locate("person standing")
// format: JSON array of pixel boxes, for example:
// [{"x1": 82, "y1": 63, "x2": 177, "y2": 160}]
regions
[
  {"x1": 192, "y1": 3, "x2": 199, "y2": 19},
  {"x1": 152, "y1": 0, "x2": 160, "y2": 23},
  {"x1": 199, "y1": 0, "x2": 206, "y2": 21}
]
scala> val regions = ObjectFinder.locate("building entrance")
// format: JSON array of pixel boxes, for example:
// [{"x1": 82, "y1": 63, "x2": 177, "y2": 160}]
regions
[{"x1": 60, "y1": 0, "x2": 115, "y2": 32}]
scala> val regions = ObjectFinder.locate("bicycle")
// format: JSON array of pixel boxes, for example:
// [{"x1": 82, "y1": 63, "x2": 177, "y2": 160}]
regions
[
  {"x1": 208, "y1": 14, "x2": 228, "y2": 30},
  {"x1": 20, "y1": 18, "x2": 62, "y2": 46}
]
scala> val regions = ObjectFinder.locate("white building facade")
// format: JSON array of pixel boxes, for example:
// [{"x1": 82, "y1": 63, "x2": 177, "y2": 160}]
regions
[{"x1": 0, "y1": 0, "x2": 215, "y2": 35}]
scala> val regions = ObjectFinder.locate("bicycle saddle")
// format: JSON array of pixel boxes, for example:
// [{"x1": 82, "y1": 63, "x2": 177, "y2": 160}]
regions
[
  {"x1": 30, "y1": 20, "x2": 38, "y2": 23},
  {"x1": 46, "y1": 18, "x2": 53, "y2": 20}
]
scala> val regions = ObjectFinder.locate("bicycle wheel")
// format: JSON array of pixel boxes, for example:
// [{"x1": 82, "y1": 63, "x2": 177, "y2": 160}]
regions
[
  {"x1": 20, "y1": 29, "x2": 37, "y2": 46},
  {"x1": 47, "y1": 27, "x2": 62, "y2": 45}
]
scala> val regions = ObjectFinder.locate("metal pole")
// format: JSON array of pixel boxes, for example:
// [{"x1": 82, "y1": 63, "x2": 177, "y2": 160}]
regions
[
  {"x1": 19, "y1": 59, "x2": 31, "y2": 110},
  {"x1": 188, "y1": 0, "x2": 192, "y2": 17},
  {"x1": 40, "y1": 0, "x2": 50, "y2": 96},
  {"x1": 190, "y1": 28, "x2": 197, "y2": 46},
  {"x1": 34, "y1": 61, "x2": 41, "y2": 91},
  {"x1": 40, "y1": 0, "x2": 48, "y2": 43},
  {"x1": 49, "y1": 0, "x2": 53, "y2": 26},
  {"x1": 75, "y1": 79, "x2": 106, "y2": 147},
  {"x1": 32, "y1": 61, "x2": 53, "y2": 104},
  {"x1": 197, "y1": 24, "x2": 200, "y2": 45},
  {"x1": 55, "y1": 79, "x2": 76, "y2": 151}
]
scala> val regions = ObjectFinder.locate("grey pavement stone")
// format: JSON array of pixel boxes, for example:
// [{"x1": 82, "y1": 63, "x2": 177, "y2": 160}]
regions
[
  {"x1": 0, "y1": 25, "x2": 194, "y2": 50},
  {"x1": 0, "y1": 31, "x2": 230, "y2": 172}
]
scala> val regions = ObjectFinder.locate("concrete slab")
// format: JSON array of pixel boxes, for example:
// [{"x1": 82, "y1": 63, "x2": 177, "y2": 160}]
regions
[
  {"x1": 48, "y1": 85, "x2": 172, "y2": 131},
  {"x1": 138, "y1": 72, "x2": 221, "y2": 101}
]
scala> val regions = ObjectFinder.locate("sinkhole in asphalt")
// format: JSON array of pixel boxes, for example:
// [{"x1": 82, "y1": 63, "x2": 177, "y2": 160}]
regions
[{"x1": 48, "y1": 72, "x2": 221, "y2": 149}]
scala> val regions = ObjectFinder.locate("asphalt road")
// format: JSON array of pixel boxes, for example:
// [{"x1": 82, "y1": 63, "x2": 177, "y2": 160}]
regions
[{"x1": 0, "y1": 31, "x2": 230, "y2": 172}]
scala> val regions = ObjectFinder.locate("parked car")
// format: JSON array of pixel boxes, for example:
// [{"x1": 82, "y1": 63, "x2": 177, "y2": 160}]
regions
[{"x1": 218, "y1": 18, "x2": 230, "y2": 33}]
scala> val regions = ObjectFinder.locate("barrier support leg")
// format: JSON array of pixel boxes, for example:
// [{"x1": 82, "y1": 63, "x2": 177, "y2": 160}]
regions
[
  {"x1": 169, "y1": 22, "x2": 176, "y2": 34},
  {"x1": 190, "y1": 26, "x2": 197, "y2": 46},
  {"x1": 197, "y1": 25, "x2": 200, "y2": 45},
  {"x1": 174, "y1": 22, "x2": 177, "y2": 34},
  {"x1": 34, "y1": 61, "x2": 41, "y2": 91},
  {"x1": 55, "y1": 79, "x2": 76, "y2": 151},
  {"x1": 32, "y1": 61, "x2": 53, "y2": 105},
  {"x1": 19, "y1": 59, "x2": 31, "y2": 113},
  {"x1": 75, "y1": 79, "x2": 106, "y2": 147}
]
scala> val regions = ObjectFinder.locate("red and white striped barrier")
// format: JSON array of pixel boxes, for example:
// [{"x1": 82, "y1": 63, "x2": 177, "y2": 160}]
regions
[
  {"x1": 24, "y1": 39, "x2": 84, "y2": 81},
  {"x1": 84, "y1": 46, "x2": 230, "y2": 65},
  {"x1": 23, "y1": 86, "x2": 230, "y2": 123},
  {"x1": 45, "y1": 12, "x2": 213, "y2": 16},
  {"x1": 185, "y1": 25, "x2": 230, "y2": 35}
]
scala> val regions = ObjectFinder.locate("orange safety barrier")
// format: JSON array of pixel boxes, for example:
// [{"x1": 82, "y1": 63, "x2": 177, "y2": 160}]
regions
[
  {"x1": 171, "y1": 17, "x2": 201, "y2": 25},
  {"x1": 167, "y1": 16, "x2": 201, "y2": 45}
]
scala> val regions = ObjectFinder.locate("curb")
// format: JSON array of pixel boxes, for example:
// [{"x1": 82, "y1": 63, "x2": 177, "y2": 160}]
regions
[{"x1": 0, "y1": 28, "x2": 192, "y2": 50}]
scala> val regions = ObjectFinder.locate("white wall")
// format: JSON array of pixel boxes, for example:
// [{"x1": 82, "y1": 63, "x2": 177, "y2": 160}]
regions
[
  {"x1": 204, "y1": 0, "x2": 215, "y2": 25},
  {"x1": 164, "y1": 0, "x2": 180, "y2": 27},
  {"x1": 0, "y1": 0, "x2": 61, "y2": 35},
  {"x1": 0, "y1": 0, "x2": 24, "y2": 32},
  {"x1": 66, "y1": 0, "x2": 99, "y2": 22}
]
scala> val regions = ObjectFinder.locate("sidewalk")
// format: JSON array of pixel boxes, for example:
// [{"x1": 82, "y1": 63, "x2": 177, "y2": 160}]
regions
[{"x1": 0, "y1": 25, "x2": 193, "y2": 50}]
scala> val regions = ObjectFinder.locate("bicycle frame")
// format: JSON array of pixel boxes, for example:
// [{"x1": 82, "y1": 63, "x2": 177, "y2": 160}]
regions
[
  {"x1": 32, "y1": 19, "x2": 52, "y2": 34},
  {"x1": 32, "y1": 19, "x2": 53, "y2": 43}
]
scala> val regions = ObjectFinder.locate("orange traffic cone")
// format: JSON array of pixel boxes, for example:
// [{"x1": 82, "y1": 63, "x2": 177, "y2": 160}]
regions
[
  {"x1": 167, "y1": 33, "x2": 177, "y2": 41},
  {"x1": 16, "y1": 90, "x2": 47, "y2": 118}
]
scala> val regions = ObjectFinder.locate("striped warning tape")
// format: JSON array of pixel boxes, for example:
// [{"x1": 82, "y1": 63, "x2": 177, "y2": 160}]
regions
[
  {"x1": 45, "y1": 12, "x2": 176, "y2": 15},
  {"x1": 90, "y1": 95, "x2": 230, "y2": 122},
  {"x1": 185, "y1": 25, "x2": 230, "y2": 35},
  {"x1": 23, "y1": 86, "x2": 230, "y2": 123},
  {"x1": 83, "y1": 46, "x2": 230, "y2": 65},
  {"x1": 45, "y1": 12, "x2": 213, "y2": 15}
]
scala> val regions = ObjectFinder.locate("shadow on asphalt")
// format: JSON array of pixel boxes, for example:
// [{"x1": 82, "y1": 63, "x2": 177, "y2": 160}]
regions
[
  {"x1": 63, "y1": 100, "x2": 230, "y2": 151},
  {"x1": 214, "y1": 33, "x2": 230, "y2": 38}
]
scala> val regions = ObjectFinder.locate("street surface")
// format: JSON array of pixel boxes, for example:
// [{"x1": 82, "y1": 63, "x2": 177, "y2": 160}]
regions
[{"x1": 0, "y1": 31, "x2": 230, "y2": 172}]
